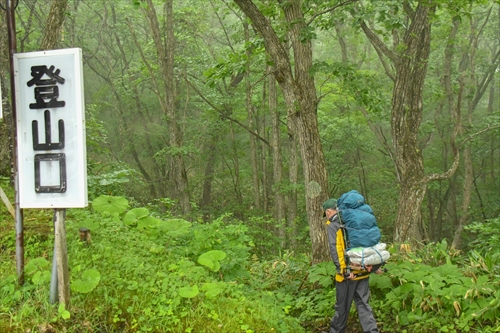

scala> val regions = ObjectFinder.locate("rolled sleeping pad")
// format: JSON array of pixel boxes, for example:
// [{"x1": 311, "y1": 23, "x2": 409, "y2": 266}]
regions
[{"x1": 347, "y1": 243, "x2": 391, "y2": 266}]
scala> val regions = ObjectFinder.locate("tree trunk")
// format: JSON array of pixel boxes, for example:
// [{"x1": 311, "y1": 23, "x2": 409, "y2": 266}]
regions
[
  {"x1": 390, "y1": 3, "x2": 436, "y2": 242},
  {"x1": 200, "y1": 136, "x2": 217, "y2": 222},
  {"x1": 244, "y1": 22, "x2": 261, "y2": 210},
  {"x1": 426, "y1": 189, "x2": 436, "y2": 240},
  {"x1": 259, "y1": 105, "x2": 270, "y2": 214},
  {"x1": 394, "y1": 182, "x2": 427, "y2": 242},
  {"x1": 144, "y1": 0, "x2": 191, "y2": 214},
  {"x1": 40, "y1": 0, "x2": 68, "y2": 50},
  {"x1": 451, "y1": 9, "x2": 497, "y2": 248},
  {"x1": 452, "y1": 145, "x2": 473, "y2": 248},
  {"x1": 229, "y1": 122, "x2": 243, "y2": 219},
  {"x1": 164, "y1": 0, "x2": 191, "y2": 214},
  {"x1": 233, "y1": 0, "x2": 329, "y2": 262},
  {"x1": 269, "y1": 66, "x2": 286, "y2": 246},
  {"x1": 334, "y1": 21, "x2": 348, "y2": 62},
  {"x1": 361, "y1": 2, "x2": 437, "y2": 244},
  {"x1": 0, "y1": 10, "x2": 10, "y2": 176},
  {"x1": 260, "y1": 120, "x2": 269, "y2": 214},
  {"x1": 287, "y1": 117, "x2": 299, "y2": 249}
]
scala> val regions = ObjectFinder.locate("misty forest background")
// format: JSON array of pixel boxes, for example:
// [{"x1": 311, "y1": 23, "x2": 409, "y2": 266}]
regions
[{"x1": 0, "y1": 0, "x2": 499, "y2": 332}]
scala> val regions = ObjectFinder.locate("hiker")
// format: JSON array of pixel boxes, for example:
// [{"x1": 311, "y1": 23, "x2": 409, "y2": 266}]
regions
[{"x1": 322, "y1": 198, "x2": 382, "y2": 333}]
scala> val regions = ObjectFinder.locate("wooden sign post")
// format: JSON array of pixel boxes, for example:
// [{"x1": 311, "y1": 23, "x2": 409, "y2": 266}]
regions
[{"x1": 54, "y1": 208, "x2": 70, "y2": 306}]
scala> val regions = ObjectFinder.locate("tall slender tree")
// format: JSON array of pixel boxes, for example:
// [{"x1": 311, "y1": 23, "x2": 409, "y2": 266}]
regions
[
  {"x1": 0, "y1": 8, "x2": 11, "y2": 176},
  {"x1": 142, "y1": 0, "x2": 191, "y2": 214},
  {"x1": 451, "y1": 8, "x2": 500, "y2": 248},
  {"x1": 244, "y1": 21, "x2": 261, "y2": 210},
  {"x1": 359, "y1": 1, "x2": 460, "y2": 243},
  {"x1": 233, "y1": 0, "x2": 329, "y2": 262},
  {"x1": 269, "y1": 65, "x2": 286, "y2": 245}
]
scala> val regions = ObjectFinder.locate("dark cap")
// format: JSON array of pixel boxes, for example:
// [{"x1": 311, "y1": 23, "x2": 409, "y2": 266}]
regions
[{"x1": 322, "y1": 198, "x2": 337, "y2": 216}]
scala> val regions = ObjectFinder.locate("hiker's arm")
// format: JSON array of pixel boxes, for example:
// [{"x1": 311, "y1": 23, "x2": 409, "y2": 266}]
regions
[{"x1": 327, "y1": 220, "x2": 342, "y2": 273}]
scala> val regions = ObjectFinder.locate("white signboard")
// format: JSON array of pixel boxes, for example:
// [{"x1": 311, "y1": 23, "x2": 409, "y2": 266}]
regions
[{"x1": 14, "y1": 48, "x2": 87, "y2": 208}]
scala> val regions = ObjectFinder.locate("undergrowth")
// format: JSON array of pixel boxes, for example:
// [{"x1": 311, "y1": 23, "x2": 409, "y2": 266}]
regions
[
  {"x1": 0, "y1": 195, "x2": 304, "y2": 333},
  {"x1": 1, "y1": 191, "x2": 499, "y2": 332}
]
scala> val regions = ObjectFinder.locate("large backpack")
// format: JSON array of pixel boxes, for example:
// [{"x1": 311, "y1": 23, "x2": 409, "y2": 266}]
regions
[{"x1": 337, "y1": 190, "x2": 381, "y2": 248}]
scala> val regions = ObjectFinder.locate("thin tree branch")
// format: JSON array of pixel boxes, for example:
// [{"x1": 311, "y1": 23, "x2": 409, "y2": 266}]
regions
[
  {"x1": 472, "y1": 49, "x2": 500, "y2": 110},
  {"x1": 402, "y1": 1, "x2": 415, "y2": 20},
  {"x1": 182, "y1": 74, "x2": 270, "y2": 147},
  {"x1": 125, "y1": 17, "x2": 167, "y2": 112},
  {"x1": 210, "y1": 0, "x2": 236, "y2": 52},
  {"x1": 359, "y1": 107, "x2": 398, "y2": 181},
  {"x1": 425, "y1": 125, "x2": 500, "y2": 182},
  {"x1": 359, "y1": 20, "x2": 398, "y2": 63},
  {"x1": 459, "y1": 125, "x2": 500, "y2": 148},
  {"x1": 369, "y1": 36, "x2": 395, "y2": 81},
  {"x1": 306, "y1": 0, "x2": 358, "y2": 26}
]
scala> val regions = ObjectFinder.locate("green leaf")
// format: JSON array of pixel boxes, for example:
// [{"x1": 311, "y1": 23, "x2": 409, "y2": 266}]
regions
[
  {"x1": 370, "y1": 274, "x2": 393, "y2": 291},
  {"x1": 398, "y1": 310, "x2": 409, "y2": 325},
  {"x1": 92, "y1": 195, "x2": 129, "y2": 214},
  {"x1": 178, "y1": 285, "x2": 199, "y2": 298},
  {"x1": 440, "y1": 238, "x2": 448, "y2": 251},
  {"x1": 157, "y1": 219, "x2": 192, "y2": 237},
  {"x1": 80, "y1": 217, "x2": 100, "y2": 231},
  {"x1": 149, "y1": 245, "x2": 164, "y2": 254},
  {"x1": 25, "y1": 257, "x2": 50, "y2": 275},
  {"x1": 308, "y1": 261, "x2": 335, "y2": 288},
  {"x1": 124, "y1": 208, "x2": 150, "y2": 226},
  {"x1": 32, "y1": 270, "x2": 51, "y2": 285},
  {"x1": 72, "y1": 269, "x2": 101, "y2": 294},
  {"x1": 58, "y1": 303, "x2": 71, "y2": 320},
  {"x1": 198, "y1": 250, "x2": 227, "y2": 272},
  {"x1": 137, "y1": 216, "x2": 160, "y2": 230},
  {"x1": 201, "y1": 282, "x2": 225, "y2": 298}
]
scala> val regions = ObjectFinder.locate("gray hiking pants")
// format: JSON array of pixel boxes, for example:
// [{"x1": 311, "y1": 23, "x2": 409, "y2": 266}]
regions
[{"x1": 329, "y1": 277, "x2": 378, "y2": 333}]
